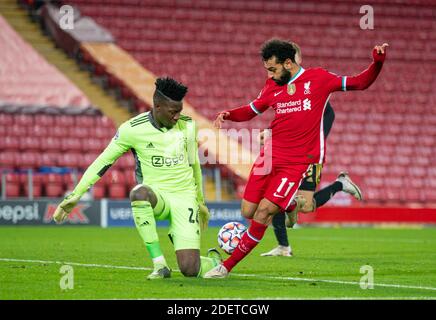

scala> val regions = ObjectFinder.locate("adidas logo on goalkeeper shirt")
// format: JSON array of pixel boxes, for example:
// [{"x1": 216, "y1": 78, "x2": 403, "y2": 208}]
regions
[{"x1": 146, "y1": 142, "x2": 155, "y2": 148}]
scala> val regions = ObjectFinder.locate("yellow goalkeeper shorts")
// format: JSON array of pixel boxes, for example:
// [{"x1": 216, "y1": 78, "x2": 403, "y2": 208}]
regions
[{"x1": 151, "y1": 185, "x2": 200, "y2": 251}]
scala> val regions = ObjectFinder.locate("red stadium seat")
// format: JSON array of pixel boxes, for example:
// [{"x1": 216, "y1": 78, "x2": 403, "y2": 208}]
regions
[
  {"x1": 57, "y1": 115, "x2": 75, "y2": 127},
  {"x1": 43, "y1": 173, "x2": 64, "y2": 198},
  {"x1": 5, "y1": 173, "x2": 21, "y2": 197},
  {"x1": 45, "y1": 137, "x2": 62, "y2": 152},
  {"x1": 50, "y1": 126, "x2": 66, "y2": 138},
  {"x1": 21, "y1": 173, "x2": 43, "y2": 198},
  {"x1": 3, "y1": 136, "x2": 19, "y2": 151},
  {"x1": 106, "y1": 169, "x2": 126, "y2": 184},
  {"x1": 28, "y1": 125, "x2": 49, "y2": 137},
  {"x1": 124, "y1": 170, "x2": 137, "y2": 189},
  {"x1": 117, "y1": 154, "x2": 135, "y2": 170},
  {"x1": 14, "y1": 114, "x2": 34, "y2": 126},
  {"x1": 68, "y1": 127, "x2": 90, "y2": 138},
  {"x1": 19, "y1": 137, "x2": 41, "y2": 151},
  {"x1": 63, "y1": 171, "x2": 77, "y2": 189},
  {"x1": 17, "y1": 152, "x2": 41, "y2": 169},
  {"x1": 0, "y1": 113, "x2": 14, "y2": 126},
  {"x1": 61, "y1": 138, "x2": 82, "y2": 152},
  {"x1": 0, "y1": 152, "x2": 17, "y2": 169},
  {"x1": 34, "y1": 114, "x2": 55, "y2": 126},
  {"x1": 108, "y1": 184, "x2": 126, "y2": 199},
  {"x1": 92, "y1": 183, "x2": 106, "y2": 199},
  {"x1": 8, "y1": 124, "x2": 26, "y2": 137},
  {"x1": 82, "y1": 138, "x2": 105, "y2": 152},
  {"x1": 75, "y1": 115, "x2": 96, "y2": 127},
  {"x1": 95, "y1": 116, "x2": 115, "y2": 129},
  {"x1": 58, "y1": 153, "x2": 82, "y2": 168}
]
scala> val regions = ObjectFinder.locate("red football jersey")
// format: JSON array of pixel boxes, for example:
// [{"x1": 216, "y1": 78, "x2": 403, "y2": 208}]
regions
[{"x1": 250, "y1": 67, "x2": 346, "y2": 166}]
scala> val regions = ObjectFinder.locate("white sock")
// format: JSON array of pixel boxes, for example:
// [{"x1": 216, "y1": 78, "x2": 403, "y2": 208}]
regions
[{"x1": 152, "y1": 255, "x2": 167, "y2": 267}]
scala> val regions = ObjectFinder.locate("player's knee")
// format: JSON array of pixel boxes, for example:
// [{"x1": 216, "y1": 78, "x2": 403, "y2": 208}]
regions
[
  {"x1": 241, "y1": 200, "x2": 257, "y2": 219},
  {"x1": 129, "y1": 184, "x2": 155, "y2": 203},
  {"x1": 254, "y1": 206, "x2": 274, "y2": 223},
  {"x1": 179, "y1": 261, "x2": 198, "y2": 277},
  {"x1": 241, "y1": 210, "x2": 253, "y2": 220}
]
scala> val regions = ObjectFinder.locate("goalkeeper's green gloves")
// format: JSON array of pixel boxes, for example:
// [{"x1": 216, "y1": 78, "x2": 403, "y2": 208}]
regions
[
  {"x1": 53, "y1": 192, "x2": 81, "y2": 223},
  {"x1": 198, "y1": 202, "x2": 210, "y2": 232}
]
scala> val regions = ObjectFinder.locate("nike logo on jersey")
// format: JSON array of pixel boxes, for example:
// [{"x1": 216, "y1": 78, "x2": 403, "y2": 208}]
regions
[{"x1": 274, "y1": 90, "x2": 283, "y2": 97}]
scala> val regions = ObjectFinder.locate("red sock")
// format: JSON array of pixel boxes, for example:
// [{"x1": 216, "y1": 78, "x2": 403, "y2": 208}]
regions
[{"x1": 223, "y1": 220, "x2": 268, "y2": 272}]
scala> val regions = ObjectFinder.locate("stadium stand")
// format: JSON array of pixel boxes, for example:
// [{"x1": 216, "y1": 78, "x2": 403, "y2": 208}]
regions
[
  {"x1": 0, "y1": 15, "x2": 90, "y2": 108},
  {"x1": 60, "y1": 0, "x2": 436, "y2": 206}
]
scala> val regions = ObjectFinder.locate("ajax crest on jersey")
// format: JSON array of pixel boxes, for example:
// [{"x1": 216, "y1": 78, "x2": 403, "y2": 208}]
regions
[
  {"x1": 217, "y1": 221, "x2": 247, "y2": 255},
  {"x1": 287, "y1": 83, "x2": 296, "y2": 95}
]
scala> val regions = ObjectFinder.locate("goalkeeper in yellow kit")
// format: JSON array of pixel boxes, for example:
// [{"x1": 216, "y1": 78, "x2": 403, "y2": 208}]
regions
[{"x1": 53, "y1": 77, "x2": 222, "y2": 279}]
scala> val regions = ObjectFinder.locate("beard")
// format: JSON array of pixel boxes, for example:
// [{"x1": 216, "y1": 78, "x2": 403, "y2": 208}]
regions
[{"x1": 273, "y1": 69, "x2": 291, "y2": 86}]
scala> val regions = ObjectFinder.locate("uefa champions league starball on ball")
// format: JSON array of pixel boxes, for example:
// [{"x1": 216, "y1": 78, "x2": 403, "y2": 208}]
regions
[{"x1": 217, "y1": 221, "x2": 247, "y2": 255}]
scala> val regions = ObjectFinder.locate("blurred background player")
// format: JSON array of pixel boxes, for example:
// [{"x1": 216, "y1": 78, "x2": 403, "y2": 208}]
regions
[
  {"x1": 53, "y1": 77, "x2": 222, "y2": 279},
  {"x1": 206, "y1": 39, "x2": 388, "y2": 278},
  {"x1": 260, "y1": 43, "x2": 362, "y2": 257}
]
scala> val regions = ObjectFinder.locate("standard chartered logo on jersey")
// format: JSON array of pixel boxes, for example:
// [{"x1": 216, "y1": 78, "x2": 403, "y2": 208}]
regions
[{"x1": 276, "y1": 98, "x2": 311, "y2": 114}]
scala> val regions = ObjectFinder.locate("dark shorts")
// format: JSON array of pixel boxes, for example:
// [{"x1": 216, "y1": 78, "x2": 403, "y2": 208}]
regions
[{"x1": 299, "y1": 163, "x2": 323, "y2": 192}]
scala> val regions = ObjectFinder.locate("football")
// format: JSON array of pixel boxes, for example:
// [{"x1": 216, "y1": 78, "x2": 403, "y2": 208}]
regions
[{"x1": 217, "y1": 221, "x2": 247, "y2": 255}]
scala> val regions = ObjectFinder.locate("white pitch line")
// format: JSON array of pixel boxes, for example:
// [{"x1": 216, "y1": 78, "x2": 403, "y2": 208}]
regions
[
  {"x1": 290, "y1": 236, "x2": 432, "y2": 244},
  {"x1": 1, "y1": 258, "x2": 435, "y2": 292}
]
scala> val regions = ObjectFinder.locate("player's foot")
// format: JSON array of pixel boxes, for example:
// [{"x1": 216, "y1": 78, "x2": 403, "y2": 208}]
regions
[
  {"x1": 285, "y1": 195, "x2": 307, "y2": 228},
  {"x1": 337, "y1": 172, "x2": 363, "y2": 200},
  {"x1": 147, "y1": 265, "x2": 171, "y2": 280},
  {"x1": 260, "y1": 245, "x2": 292, "y2": 257},
  {"x1": 207, "y1": 248, "x2": 223, "y2": 265},
  {"x1": 203, "y1": 264, "x2": 229, "y2": 278}
]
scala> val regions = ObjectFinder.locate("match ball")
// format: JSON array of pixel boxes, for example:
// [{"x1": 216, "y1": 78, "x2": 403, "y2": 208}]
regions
[{"x1": 217, "y1": 221, "x2": 247, "y2": 255}]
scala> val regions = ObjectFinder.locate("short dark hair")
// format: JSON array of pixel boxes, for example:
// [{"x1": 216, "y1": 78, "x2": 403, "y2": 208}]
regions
[
  {"x1": 260, "y1": 39, "x2": 296, "y2": 64},
  {"x1": 154, "y1": 77, "x2": 188, "y2": 102}
]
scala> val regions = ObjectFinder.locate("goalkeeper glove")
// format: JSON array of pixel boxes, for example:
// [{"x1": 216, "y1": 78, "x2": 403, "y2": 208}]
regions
[
  {"x1": 53, "y1": 192, "x2": 81, "y2": 223},
  {"x1": 198, "y1": 202, "x2": 210, "y2": 232}
]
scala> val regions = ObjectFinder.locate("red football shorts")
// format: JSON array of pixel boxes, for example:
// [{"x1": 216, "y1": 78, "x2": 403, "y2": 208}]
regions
[{"x1": 243, "y1": 155, "x2": 312, "y2": 211}]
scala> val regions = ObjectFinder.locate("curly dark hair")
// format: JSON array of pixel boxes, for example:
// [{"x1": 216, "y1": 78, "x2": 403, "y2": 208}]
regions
[
  {"x1": 154, "y1": 77, "x2": 188, "y2": 102},
  {"x1": 260, "y1": 39, "x2": 297, "y2": 64}
]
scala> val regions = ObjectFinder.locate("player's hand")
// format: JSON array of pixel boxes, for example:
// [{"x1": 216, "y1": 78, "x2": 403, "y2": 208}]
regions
[
  {"x1": 373, "y1": 43, "x2": 389, "y2": 62},
  {"x1": 213, "y1": 112, "x2": 229, "y2": 129},
  {"x1": 53, "y1": 193, "x2": 81, "y2": 223},
  {"x1": 198, "y1": 203, "x2": 210, "y2": 232}
]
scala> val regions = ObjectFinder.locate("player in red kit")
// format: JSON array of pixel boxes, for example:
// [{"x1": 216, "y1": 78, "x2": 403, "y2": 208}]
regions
[{"x1": 204, "y1": 39, "x2": 388, "y2": 278}]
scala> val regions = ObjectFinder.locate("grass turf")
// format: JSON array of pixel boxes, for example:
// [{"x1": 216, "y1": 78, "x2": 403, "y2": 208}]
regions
[{"x1": 0, "y1": 226, "x2": 435, "y2": 299}]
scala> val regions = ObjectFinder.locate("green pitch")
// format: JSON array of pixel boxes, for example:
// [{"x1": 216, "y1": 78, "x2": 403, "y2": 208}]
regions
[{"x1": 0, "y1": 226, "x2": 435, "y2": 299}]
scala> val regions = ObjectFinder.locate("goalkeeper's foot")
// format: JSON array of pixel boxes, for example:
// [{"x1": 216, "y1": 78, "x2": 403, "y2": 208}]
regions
[
  {"x1": 337, "y1": 172, "x2": 363, "y2": 200},
  {"x1": 203, "y1": 264, "x2": 229, "y2": 279},
  {"x1": 147, "y1": 265, "x2": 171, "y2": 280},
  {"x1": 285, "y1": 195, "x2": 306, "y2": 228},
  {"x1": 207, "y1": 248, "x2": 223, "y2": 266},
  {"x1": 260, "y1": 245, "x2": 292, "y2": 257}
]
